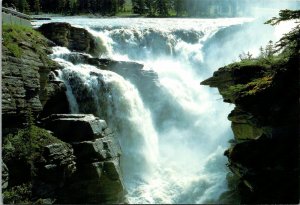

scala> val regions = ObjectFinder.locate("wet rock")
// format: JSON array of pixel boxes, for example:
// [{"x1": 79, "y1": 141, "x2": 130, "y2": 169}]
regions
[
  {"x1": 39, "y1": 79, "x2": 70, "y2": 118},
  {"x1": 38, "y1": 22, "x2": 101, "y2": 57}
]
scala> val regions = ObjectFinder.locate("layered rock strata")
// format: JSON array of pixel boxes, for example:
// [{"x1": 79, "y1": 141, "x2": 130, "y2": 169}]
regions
[
  {"x1": 2, "y1": 29, "x2": 68, "y2": 129},
  {"x1": 2, "y1": 25, "x2": 125, "y2": 204},
  {"x1": 201, "y1": 53, "x2": 299, "y2": 203},
  {"x1": 42, "y1": 114, "x2": 125, "y2": 203}
]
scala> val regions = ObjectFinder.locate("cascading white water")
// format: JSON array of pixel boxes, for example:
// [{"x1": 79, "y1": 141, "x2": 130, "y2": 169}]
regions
[{"x1": 44, "y1": 17, "x2": 286, "y2": 204}]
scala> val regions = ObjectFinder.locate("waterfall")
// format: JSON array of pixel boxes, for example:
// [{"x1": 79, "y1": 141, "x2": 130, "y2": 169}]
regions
[{"x1": 47, "y1": 17, "x2": 283, "y2": 204}]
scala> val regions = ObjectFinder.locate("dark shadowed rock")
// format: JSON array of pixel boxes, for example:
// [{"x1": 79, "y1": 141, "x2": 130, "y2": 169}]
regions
[
  {"x1": 72, "y1": 137, "x2": 121, "y2": 162},
  {"x1": 39, "y1": 78, "x2": 70, "y2": 118},
  {"x1": 38, "y1": 22, "x2": 102, "y2": 57},
  {"x1": 42, "y1": 114, "x2": 125, "y2": 204},
  {"x1": 2, "y1": 162, "x2": 9, "y2": 190},
  {"x1": 62, "y1": 159, "x2": 125, "y2": 204},
  {"x1": 202, "y1": 50, "x2": 299, "y2": 203},
  {"x1": 33, "y1": 142, "x2": 76, "y2": 201}
]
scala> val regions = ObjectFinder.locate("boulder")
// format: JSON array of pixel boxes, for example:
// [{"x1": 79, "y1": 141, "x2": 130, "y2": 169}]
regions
[
  {"x1": 72, "y1": 137, "x2": 121, "y2": 162},
  {"x1": 38, "y1": 22, "x2": 101, "y2": 57},
  {"x1": 42, "y1": 114, "x2": 108, "y2": 142},
  {"x1": 33, "y1": 142, "x2": 76, "y2": 201},
  {"x1": 62, "y1": 160, "x2": 125, "y2": 204},
  {"x1": 42, "y1": 114, "x2": 126, "y2": 204},
  {"x1": 39, "y1": 79, "x2": 70, "y2": 118}
]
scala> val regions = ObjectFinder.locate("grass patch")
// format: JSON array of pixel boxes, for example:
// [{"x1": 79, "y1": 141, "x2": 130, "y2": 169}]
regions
[
  {"x1": 223, "y1": 75, "x2": 274, "y2": 100},
  {"x1": 3, "y1": 125, "x2": 62, "y2": 166},
  {"x1": 2, "y1": 24, "x2": 49, "y2": 59}
]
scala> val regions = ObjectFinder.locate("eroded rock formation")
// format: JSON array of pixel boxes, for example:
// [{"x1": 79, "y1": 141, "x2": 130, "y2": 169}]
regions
[{"x1": 202, "y1": 50, "x2": 299, "y2": 203}]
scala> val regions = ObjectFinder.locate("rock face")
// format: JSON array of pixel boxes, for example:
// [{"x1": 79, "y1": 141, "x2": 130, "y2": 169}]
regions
[
  {"x1": 32, "y1": 142, "x2": 77, "y2": 203},
  {"x1": 201, "y1": 52, "x2": 299, "y2": 203},
  {"x1": 38, "y1": 23, "x2": 102, "y2": 57},
  {"x1": 42, "y1": 114, "x2": 125, "y2": 204},
  {"x1": 2, "y1": 25, "x2": 125, "y2": 204},
  {"x1": 2, "y1": 27, "x2": 69, "y2": 130}
]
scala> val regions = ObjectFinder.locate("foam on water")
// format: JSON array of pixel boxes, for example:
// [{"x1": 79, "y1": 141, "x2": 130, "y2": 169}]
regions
[{"x1": 46, "y1": 17, "x2": 292, "y2": 203}]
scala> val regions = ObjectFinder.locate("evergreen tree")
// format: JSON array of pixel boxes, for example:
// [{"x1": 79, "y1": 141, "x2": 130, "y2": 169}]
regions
[
  {"x1": 3, "y1": 0, "x2": 18, "y2": 9},
  {"x1": 18, "y1": 0, "x2": 30, "y2": 13},
  {"x1": 155, "y1": 0, "x2": 169, "y2": 17},
  {"x1": 132, "y1": 0, "x2": 145, "y2": 15},
  {"x1": 174, "y1": 0, "x2": 185, "y2": 16},
  {"x1": 145, "y1": 0, "x2": 154, "y2": 16},
  {"x1": 58, "y1": 0, "x2": 67, "y2": 13},
  {"x1": 118, "y1": 0, "x2": 126, "y2": 11},
  {"x1": 112, "y1": 0, "x2": 118, "y2": 15},
  {"x1": 33, "y1": 0, "x2": 40, "y2": 14}
]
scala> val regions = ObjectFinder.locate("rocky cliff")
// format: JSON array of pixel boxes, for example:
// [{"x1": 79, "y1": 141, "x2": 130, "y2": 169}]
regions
[
  {"x1": 2, "y1": 25, "x2": 68, "y2": 130},
  {"x1": 2, "y1": 24, "x2": 125, "y2": 204},
  {"x1": 201, "y1": 29, "x2": 299, "y2": 203}
]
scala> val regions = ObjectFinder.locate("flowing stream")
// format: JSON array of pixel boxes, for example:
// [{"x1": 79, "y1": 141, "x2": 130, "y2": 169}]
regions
[{"x1": 42, "y1": 17, "x2": 285, "y2": 203}]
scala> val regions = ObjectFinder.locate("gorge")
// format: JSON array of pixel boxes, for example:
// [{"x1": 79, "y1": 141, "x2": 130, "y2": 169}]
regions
[{"x1": 2, "y1": 14, "x2": 298, "y2": 204}]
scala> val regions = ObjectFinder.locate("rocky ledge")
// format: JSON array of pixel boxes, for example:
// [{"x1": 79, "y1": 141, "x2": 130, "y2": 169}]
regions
[
  {"x1": 38, "y1": 22, "x2": 103, "y2": 57},
  {"x1": 2, "y1": 25, "x2": 125, "y2": 204},
  {"x1": 42, "y1": 114, "x2": 125, "y2": 203},
  {"x1": 201, "y1": 43, "x2": 299, "y2": 203}
]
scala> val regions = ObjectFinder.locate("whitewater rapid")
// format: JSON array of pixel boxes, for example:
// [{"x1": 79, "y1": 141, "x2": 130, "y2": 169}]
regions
[{"x1": 45, "y1": 17, "x2": 285, "y2": 203}]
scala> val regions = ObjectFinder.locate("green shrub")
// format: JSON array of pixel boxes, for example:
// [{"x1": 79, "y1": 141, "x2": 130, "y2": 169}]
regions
[
  {"x1": 3, "y1": 183, "x2": 32, "y2": 204},
  {"x1": 3, "y1": 125, "x2": 62, "y2": 164},
  {"x1": 2, "y1": 125, "x2": 63, "y2": 203}
]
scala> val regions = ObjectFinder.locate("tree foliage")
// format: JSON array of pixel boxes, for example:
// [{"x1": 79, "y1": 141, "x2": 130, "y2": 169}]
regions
[
  {"x1": 3, "y1": 0, "x2": 243, "y2": 17},
  {"x1": 265, "y1": 9, "x2": 300, "y2": 52}
]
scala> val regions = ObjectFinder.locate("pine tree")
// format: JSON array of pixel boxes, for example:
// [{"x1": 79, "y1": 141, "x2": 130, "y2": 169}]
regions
[
  {"x1": 33, "y1": 0, "x2": 40, "y2": 14},
  {"x1": 132, "y1": 0, "x2": 145, "y2": 15},
  {"x1": 145, "y1": 0, "x2": 153, "y2": 16},
  {"x1": 174, "y1": 0, "x2": 185, "y2": 16},
  {"x1": 118, "y1": 0, "x2": 125, "y2": 11},
  {"x1": 18, "y1": 0, "x2": 30, "y2": 13},
  {"x1": 155, "y1": 0, "x2": 169, "y2": 17},
  {"x1": 111, "y1": 0, "x2": 118, "y2": 15},
  {"x1": 58, "y1": 0, "x2": 67, "y2": 13}
]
